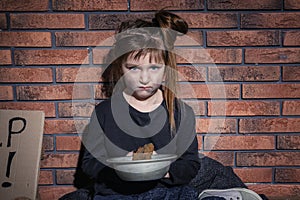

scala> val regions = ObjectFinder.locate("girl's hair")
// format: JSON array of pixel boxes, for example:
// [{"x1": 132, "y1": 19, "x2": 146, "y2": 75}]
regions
[{"x1": 102, "y1": 10, "x2": 188, "y2": 134}]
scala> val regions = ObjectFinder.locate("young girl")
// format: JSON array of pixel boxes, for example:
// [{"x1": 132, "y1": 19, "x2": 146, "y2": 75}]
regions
[{"x1": 81, "y1": 10, "x2": 201, "y2": 199}]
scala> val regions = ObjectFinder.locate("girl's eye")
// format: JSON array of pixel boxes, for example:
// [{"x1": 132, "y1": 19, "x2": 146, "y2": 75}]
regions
[
  {"x1": 128, "y1": 66, "x2": 139, "y2": 71},
  {"x1": 150, "y1": 66, "x2": 160, "y2": 70}
]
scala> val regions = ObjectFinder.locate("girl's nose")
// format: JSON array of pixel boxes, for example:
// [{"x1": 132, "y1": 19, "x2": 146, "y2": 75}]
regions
[{"x1": 139, "y1": 71, "x2": 150, "y2": 84}]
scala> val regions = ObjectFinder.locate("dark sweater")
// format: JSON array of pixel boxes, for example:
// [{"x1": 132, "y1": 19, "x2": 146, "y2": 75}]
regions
[{"x1": 81, "y1": 92, "x2": 200, "y2": 195}]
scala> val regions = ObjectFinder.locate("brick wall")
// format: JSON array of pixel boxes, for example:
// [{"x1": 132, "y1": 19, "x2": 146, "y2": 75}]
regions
[{"x1": 0, "y1": 0, "x2": 300, "y2": 199}]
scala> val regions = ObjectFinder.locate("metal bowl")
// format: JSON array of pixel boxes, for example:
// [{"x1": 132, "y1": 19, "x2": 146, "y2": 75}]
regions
[{"x1": 106, "y1": 154, "x2": 177, "y2": 181}]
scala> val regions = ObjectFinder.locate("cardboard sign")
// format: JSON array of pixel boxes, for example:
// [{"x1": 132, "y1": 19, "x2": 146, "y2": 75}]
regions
[{"x1": 0, "y1": 110, "x2": 45, "y2": 200}]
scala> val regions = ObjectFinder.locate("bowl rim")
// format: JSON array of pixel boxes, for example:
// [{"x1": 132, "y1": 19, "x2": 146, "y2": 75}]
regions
[{"x1": 106, "y1": 154, "x2": 177, "y2": 164}]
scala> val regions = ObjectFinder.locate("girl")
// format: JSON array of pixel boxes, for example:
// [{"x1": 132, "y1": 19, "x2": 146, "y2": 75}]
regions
[{"x1": 81, "y1": 10, "x2": 201, "y2": 199}]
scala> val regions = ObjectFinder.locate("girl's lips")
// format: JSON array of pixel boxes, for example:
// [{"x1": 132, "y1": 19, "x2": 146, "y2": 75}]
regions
[{"x1": 138, "y1": 86, "x2": 152, "y2": 90}]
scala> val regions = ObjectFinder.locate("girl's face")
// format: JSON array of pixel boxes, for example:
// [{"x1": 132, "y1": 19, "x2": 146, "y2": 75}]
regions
[{"x1": 121, "y1": 53, "x2": 166, "y2": 100}]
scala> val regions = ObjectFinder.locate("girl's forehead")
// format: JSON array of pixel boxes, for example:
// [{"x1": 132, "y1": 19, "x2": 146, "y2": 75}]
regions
[{"x1": 125, "y1": 51, "x2": 165, "y2": 65}]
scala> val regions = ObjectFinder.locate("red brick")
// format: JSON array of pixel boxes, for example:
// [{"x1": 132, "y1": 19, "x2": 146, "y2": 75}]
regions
[
  {"x1": 56, "y1": 136, "x2": 81, "y2": 151},
  {"x1": 40, "y1": 153, "x2": 78, "y2": 168},
  {"x1": 39, "y1": 170, "x2": 53, "y2": 185},
  {"x1": 234, "y1": 168, "x2": 272, "y2": 183},
  {"x1": 275, "y1": 168, "x2": 300, "y2": 183},
  {"x1": 0, "y1": 102, "x2": 55, "y2": 117},
  {"x1": 44, "y1": 119, "x2": 89, "y2": 134},
  {"x1": 92, "y1": 48, "x2": 111, "y2": 64},
  {"x1": 175, "y1": 31, "x2": 203, "y2": 46},
  {"x1": 10, "y1": 14, "x2": 85, "y2": 29},
  {"x1": 55, "y1": 31, "x2": 115, "y2": 47},
  {"x1": 178, "y1": 84, "x2": 239, "y2": 99},
  {"x1": 131, "y1": 0, "x2": 204, "y2": 11},
  {"x1": 182, "y1": 100, "x2": 205, "y2": 116},
  {"x1": 277, "y1": 135, "x2": 300, "y2": 150},
  {"x1": 94, "y1": 84, "x2": 108, "y2": 99},
  {"x1": 0, "y1": 0, "x2": 49, "y2": 11},
  {"x1": 202, "y1": 152, "x2": 234, "y2": 166},
  {"x1": 248, "y1": 184, "x2": 300, "y2": 200},
  {"x1": 197, "y1": 135, "x2": 203, "y2": 150},
  {"x1": 53, "y1": 0, "x2": 127, "y2": 11},
  {"x1": 282, "y1": 66, "x2": 300, "y2": 81},
  {"x1": 0, "y1": 50, "x2": 11, "y2": 65},
  {"x1": 0, "y1": 67, "x2": 53, "y2": 82},
  {"x1": 0, "y1": 13, "x2": 7, "y2": 29},
  {"x1": 245, "y1": 48, "x2": 300, "y2": 64},
  {"x1": 180, "y1": 13, "x2": 237, "y2": 28},
  {"x1": 38, "y1": 186, "x2": 75, "y2": 200},
  {"x1": 0, "y1": 86, "x2": 13, "y2": 100},
  {"x1": 283, "y1": 101, "x2": 300, "y2": 115},
  {"x1": 177, "y1": 66, "x2": 206, "y2": 82},
  {"x1": 17, "y1": 85, "x2": 92, "y2": 100},
  {"x1": 207, "y1": 0, "x2": 281, "y2": 10},
  {"x1": 208, "y1": 101, "x2": 280, "y2": 116},
  {"x1": 237, "y1": 152, "x2": 300, "y2": 166},
  {"x1": 208, "y1": 66, "x2": 280, "y2": 82},
  {"x1": 175, "y1": 48, "x2": 242, "y2": 64},
  {"x1": 56, "y1": 67, "x2": 103, "y2": 82},
  {"x1": 0, "y1": 32, "x2": 51, "y2": 47},
  {"x1": 241, "y1": 13, "x2": 300, "y2": 28},
  {"x1": 58, "y1": 102, "x2": 95, "y2": 117},
  {"x1": 42, "y1": 136, "x2": 54, "y2": 151},
  {"x1": 196, "y1": 118, "x2": 236, "y2": 134},
  {"x1": 285, "y1": 0, "x2": 300, "y2": 9},
  {"x1": 207, "y1": 31, "x2": 280, "y2": 46},
  {"x1": 240, "y1": 118, "x2": 300, "y2": 133},
  {"x1": 204, "y1": 135, "x2": 274, "y2": 150},
  {"x1": 56, "y1": 170, "x2": 75, "y2": 185},
  {"x1": 284, "y1": 31, "x2": 300, "y2": 46},
  {"x1": 243, "y1": 84, "x2": 300, "y2": 99},
  {"x1": 14, "y1": 49, "x2": 88, "y2": 65}
]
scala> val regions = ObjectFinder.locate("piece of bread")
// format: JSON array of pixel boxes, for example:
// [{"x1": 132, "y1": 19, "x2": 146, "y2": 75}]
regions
[{"x1": 132, "y1": 143, "x2": 154, "y2": 160}]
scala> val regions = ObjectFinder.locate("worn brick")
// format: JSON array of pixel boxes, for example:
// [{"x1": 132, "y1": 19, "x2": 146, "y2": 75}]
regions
[
  {"x1": 284, "y1": 31, "x2": 300, "y2": 46},
  {"x1": 178, "y1": 84, "x2": 239, "y2": 99},
  {"x1": 175, "y1": 31, "x2": 203, "y2": 46},
  {"x1": 55, "y1": 31, "x2": 115, "y2": 47},
  {"x1": 0, "y1": 32, "x2": 51, "y2": 47},
  {"x1": 248, "y1": 184, "x2": 300, "y2": 200},
  {"x1": 130, "y1": 0, "x2": 204, "y2": 11},
  {"x1": 204, "y1": 135, "x2": 274, "y2": 150},
  {"x1": 10, "y1": 14, "x2": 84, "y2": 29},
  {"x1": 177, "y1": 66, "x2": 206, "y2": 82},
  {"x1": 0, "y1": 102, "x2": 55, "y2": 117},
  {"x1": 176, "y1": 48, "x2": 242, "y2": 64},
  {"x1": 56, "y1": 136, "x2": 81, "y2": 151},
  {"x1": 58, "y1": 102, "x2": 95, "y2": 117},
  {"x1": 245, "y1": 48, "x2": 300, "y2": 64},
  {"x1": 207, "y1": 31, "x2": 280, "y2": 46},
  {"x1": 243, "y1": 84, "x2": 300, "y2": 99},
  {"x1": 183, "y1": 100, "x2": 205, "y2": 116},
  {"x1": 53, "y1": 0, "x2": 127, "y2": 11},
  {"x1": 283, "y1": 101, "x2": 300, "y2": 115},
  {"x1": 207, "y1": 0, "x2": 281, "y2": 10},
  {"x1": 17, "y1": 85, "x2": 91, "y2": 100},
  {"x1": 285, "y1": 0, "x2": 300, "y2": 9},
  {"x1": 275, "y1": 168, "x2": 300, "y2": 183},
  {"x1": 42, "y1": 136, "x2": 54, "y2": 151},
  {"x1": 0, "y1": 0, "x2": 49, "y2": 11},
  {"x1": 282, "y1": 66, "x2": 300, "y2": 81},
  {"x1": 0, "y1": 86, "x2": 13, "y2": 100},
  {"x1": 241, "y1": 13, "x2": 300, "y2": 28},
  {"x1": 0, "y1": 67, "x2": 53, "y2": 82},
  {"x1": 234, "y1": 168, "x2": 272, "y2": 183},
  {"x1": 40, "y1": 153, "x2": 78, "y2": 168},
  {"x1": 44, "y1": 119, "x2": 89, "y2": 134},
  {"x1": 14, "y1": 49, "x2": 88, "y2": 65},
  {"x1": 38, "y1": 186, "x2": 75, "y2": 200},
  {"x1": 39, "y1": 170, "x2": 53, "y2": 185},
  {"x1": 0, "y1": 50, "x2": 11, "y2": 65},
  {"x1": 56, "y1": 67, "x2": 103, "y2": 82},
  {"x1": 197, "y1": 135, "x2": 203, "y2": 150},
  {"x1": 92, "y1": 48, "x2": 111, "y2": 64},
  {"x1": 202, "y1": 152, "x2": 234, "y2": 166},
  {"x1": 208, "y1": 66, "x2": 280, "y2": 82},
  {"x1": 277, "y1": 135, "x2": 300, "y2": 150},
  {"x1": 94, "y1": 84, "x2": 107, "y2": 99},
  {"x1": 237, "y1": 152, "x2": 300, "y2": 166},
  {"x1": 208, "y1": 101, "x2": 280, "y2": 116},
  {"x1": 56, "y1": 170, "x2": 75, "y2": 185},
  {"x1": 196, "y1": 118, "x2": 236, "y2": 134},
  {"x1": 240, "y1": 118, "x2": 300, "y2": 133},
  {"x1": 0, "y1": 13, "x2": 7, "y2": 30}
]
